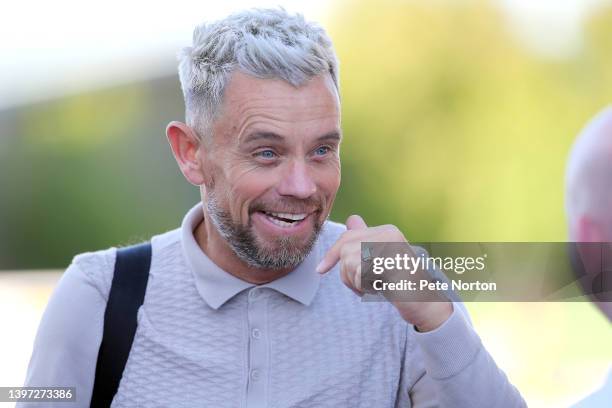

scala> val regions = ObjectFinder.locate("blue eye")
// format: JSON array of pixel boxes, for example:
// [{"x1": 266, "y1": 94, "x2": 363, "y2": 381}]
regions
[
  {"x1": 315, "y1": 146, "x2": 330, "y2": 156},
  {"x1": 256, "y1": 149, "x2": 276, "y2": 159}
]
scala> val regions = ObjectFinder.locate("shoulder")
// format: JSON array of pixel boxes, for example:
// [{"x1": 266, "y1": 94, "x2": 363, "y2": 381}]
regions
[
  {"x1": 68, "y1": 246, "x2": 117, "y2": 301},
  {"x1": 66, "y1": 227, "x2": 182, "y2": 301},
  {"x1": 151, "y1": 227, "x2": 181, "y2": 252}
]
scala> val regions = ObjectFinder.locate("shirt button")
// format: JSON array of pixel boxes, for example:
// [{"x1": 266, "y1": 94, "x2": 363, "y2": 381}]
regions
[
  {"x1": 249, "y1": 289, "x2": 260, "y2": 299},
  {"x1": 250, "y1": 369, "x2": 260, "y2": 381},
  {"x1": 251, "y1": 328, "x2": 261, "y2": 339}
]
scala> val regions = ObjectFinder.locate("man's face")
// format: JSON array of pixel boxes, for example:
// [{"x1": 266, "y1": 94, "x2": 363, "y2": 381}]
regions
[{"x1": 200, "y1": 71, "x2": 341, "y2": 269}]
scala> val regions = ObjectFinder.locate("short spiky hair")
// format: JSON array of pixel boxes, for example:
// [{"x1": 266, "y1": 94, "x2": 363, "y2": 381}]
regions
[{"x1": 177, "y1": 8, "x2": 340, "y2": 142}]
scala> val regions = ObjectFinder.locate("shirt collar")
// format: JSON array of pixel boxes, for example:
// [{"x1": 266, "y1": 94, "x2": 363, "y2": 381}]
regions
[{"x1": 181, "y1": 202, "x2": 322, "y2": 310}]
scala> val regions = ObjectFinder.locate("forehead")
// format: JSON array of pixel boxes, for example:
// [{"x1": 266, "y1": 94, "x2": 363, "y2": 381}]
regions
[{"x1": 218, "y1": 71, "x2": 340, "y2": 126}]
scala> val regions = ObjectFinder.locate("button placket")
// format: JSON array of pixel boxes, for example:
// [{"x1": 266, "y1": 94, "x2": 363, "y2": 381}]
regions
[
  {"x1": 251, "y1": 328, "x2": 261, "y2": 339},
  {"x1": 246, "y1": 288, "x2": 268, "y2": 407}
]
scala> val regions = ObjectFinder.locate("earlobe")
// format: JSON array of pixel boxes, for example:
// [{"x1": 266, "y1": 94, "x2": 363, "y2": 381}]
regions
[
  {"x1": 166, "y1": 121, "x2": 207, "y2": 186},
  {"x1": 576, "y1": 215, "x2": 603, "y2": 242}
]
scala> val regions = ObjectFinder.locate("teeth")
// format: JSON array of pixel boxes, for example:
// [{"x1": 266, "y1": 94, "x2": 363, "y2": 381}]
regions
[
  {"x1": 267, "y1": 212, "x2": 307, "y2": 221},
  {"x1": 266, "y1": 215, "x2": 297, "y2": 228}
]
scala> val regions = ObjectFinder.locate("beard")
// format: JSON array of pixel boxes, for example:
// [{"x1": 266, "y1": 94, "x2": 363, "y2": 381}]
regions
[{"x1": 205, "y1": 190, "x2": 325, "y2": 270}]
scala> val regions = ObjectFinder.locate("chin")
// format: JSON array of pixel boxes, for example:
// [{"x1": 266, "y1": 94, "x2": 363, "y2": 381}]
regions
[{"x1": 258, "y1": 232, "x2": 312, "y2": 253}]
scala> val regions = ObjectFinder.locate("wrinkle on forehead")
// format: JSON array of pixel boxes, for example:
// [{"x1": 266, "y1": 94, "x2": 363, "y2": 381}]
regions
[{"x1": 212, "y1": 70, "x2": 340, "y2": 146}]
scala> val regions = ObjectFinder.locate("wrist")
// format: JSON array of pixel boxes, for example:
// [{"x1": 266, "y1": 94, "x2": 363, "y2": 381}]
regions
[{"x1": 412, "y1": 301, "x2": 453, "y2": 332}]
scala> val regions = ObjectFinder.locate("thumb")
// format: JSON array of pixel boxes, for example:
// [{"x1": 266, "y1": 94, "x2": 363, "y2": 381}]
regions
[{"x1": 346, "y1": 214, "x2": 368, "y2": 230}]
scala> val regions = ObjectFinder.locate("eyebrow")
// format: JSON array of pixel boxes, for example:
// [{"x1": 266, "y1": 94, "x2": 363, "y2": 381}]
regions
[{"x1": 241, "y1": 130, "x2": 342, "y2": 145}]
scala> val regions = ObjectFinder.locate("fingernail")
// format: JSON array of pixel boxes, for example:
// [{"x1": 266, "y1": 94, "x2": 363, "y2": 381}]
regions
[{"x1": 315, "y1": 262, "x2": 323, "y2": 273}]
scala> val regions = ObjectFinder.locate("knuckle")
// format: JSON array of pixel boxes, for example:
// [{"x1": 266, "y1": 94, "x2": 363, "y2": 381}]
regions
[
  {"x1": 341, "y1": 241, "x2": 358, "y2": 259},
  {"x1": 382, "y1": 224, "x2": 404, "y2": 240},
  {"x1": 340, "y1": 229, "x2": 352, "y2": 240}
]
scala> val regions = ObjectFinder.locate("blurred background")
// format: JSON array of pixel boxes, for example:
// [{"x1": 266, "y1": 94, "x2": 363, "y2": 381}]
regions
[{"x1": 1, "y1": 0, "x2": 611, "y2": 406}]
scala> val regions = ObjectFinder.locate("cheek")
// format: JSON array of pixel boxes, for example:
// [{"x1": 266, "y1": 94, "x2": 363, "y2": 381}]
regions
[
  {"x1": 316, "y1": 161, "x2": 341, "y2": 199},
  {"x1": 227, "y1": 169, "x2": 277, "y2": 217}
]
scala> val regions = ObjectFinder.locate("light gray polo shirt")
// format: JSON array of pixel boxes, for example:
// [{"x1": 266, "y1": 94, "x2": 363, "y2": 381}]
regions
[{"x1": 20, "y1": 203, "x2": 526, "y2": 407}]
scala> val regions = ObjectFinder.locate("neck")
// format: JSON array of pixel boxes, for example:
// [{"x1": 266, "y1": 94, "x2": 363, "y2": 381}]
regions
[{"x1": 193, "y1": 213, "x2": 292, "y2": 285}]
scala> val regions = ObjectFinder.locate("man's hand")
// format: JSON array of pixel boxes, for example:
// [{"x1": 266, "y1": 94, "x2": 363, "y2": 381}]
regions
[{"x1": 316, "y1": 214, "x2": 453, "y2": 332}]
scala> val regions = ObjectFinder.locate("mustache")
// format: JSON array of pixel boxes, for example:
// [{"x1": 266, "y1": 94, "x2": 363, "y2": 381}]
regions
[{"x1": 250, "y1": 197, "x2": 324, "y2": 214}]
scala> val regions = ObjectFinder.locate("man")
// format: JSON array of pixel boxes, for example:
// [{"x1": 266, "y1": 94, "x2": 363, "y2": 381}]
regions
[
  {"x1": 565, "y1": 106, "x2": 612, "y2": 407},
  {"x1": 21, "y1": 8, "x2": 525, "y2": 407}
]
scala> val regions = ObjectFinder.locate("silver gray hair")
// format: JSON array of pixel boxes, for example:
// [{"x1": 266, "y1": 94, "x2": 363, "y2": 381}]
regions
[{"x1": 177, "y1": 8, "x2": 340, "y2": 142}]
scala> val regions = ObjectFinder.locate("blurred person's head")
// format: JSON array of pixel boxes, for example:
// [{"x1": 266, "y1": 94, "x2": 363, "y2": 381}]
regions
[
  {"x1": 565, "y1": 106, "x2": 612, "y2": 320},
  {"x1": 166, "y1": 8, "x2": 341, "y2": 275},
  {"x1": 566, "y1": 106, "x2": 612, "y2": 242}
]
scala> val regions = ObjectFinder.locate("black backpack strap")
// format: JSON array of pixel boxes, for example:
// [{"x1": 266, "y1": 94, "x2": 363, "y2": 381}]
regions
[{"x1": 90, "y1": 242, "x2": 152, "y2": 408}]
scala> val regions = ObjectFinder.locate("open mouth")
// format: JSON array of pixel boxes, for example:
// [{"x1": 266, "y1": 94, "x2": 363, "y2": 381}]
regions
[{"x1": 259, "y1": 210, "x2": 309, "y2": 228}]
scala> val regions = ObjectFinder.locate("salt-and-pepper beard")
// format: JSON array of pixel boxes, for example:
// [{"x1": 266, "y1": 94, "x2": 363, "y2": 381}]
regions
[{"x1": 205, "y1": 190, "x2": 324, "y2": 270}]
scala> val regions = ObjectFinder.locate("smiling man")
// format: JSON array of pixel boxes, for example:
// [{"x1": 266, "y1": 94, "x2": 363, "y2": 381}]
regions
[
  {"x1": 169, "y1": 69, "x2": 342, "y2": 284},
  {"x1": 21, "y1": 8, "x2": 525, "y2": 407}
]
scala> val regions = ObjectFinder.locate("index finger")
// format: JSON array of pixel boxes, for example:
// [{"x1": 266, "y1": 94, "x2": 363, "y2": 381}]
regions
[
  {"x1": 315, "y1": 234, "x2": 345, "y2": 274},
  {"x1": 316, "y1": 214, "x2": 369, "y2": 274}
]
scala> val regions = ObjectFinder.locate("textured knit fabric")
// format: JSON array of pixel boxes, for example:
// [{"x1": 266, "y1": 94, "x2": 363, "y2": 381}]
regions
[{"x1": 20, "y1": 203, "x2": 526, "y2": 408}]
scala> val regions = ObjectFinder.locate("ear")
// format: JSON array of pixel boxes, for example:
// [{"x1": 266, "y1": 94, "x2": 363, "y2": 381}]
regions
[
  {"x1": 575, "y1": 215, "x2": 604, "y2": 242},
  {"x1": 166, "y1": 121, "x2": 207, "y2": 186}
]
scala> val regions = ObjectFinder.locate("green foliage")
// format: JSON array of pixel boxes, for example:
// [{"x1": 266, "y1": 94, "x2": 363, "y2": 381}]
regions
[
  {"x1": 3, "y1": 0, "x2": 612, "y2": 267},
  {"x1": 0, "y1": 78, "x2": 199, "y2": 269},
  {"x1": 329, "y1": 0, "x2": 612, "y2": 241}
]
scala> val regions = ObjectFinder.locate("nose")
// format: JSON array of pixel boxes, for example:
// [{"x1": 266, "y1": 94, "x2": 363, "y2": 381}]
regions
[{"x1": 276, "y1": 159, "x2": 317, "y2": 199}]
